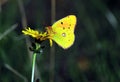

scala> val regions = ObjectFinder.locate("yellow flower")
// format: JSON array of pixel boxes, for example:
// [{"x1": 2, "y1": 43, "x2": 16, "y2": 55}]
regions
[{"x1": 22, "y1": 27, "x2": 53, "y2": 46}]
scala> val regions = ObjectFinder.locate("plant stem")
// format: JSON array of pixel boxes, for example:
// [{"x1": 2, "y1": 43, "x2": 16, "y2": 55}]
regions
[{"x1": 31, "y1": 53, "x2": 37, "y2": 82}]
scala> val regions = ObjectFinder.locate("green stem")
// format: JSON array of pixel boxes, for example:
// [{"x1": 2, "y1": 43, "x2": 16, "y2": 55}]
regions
[
  {"x1": 31, "y1": 53, "x2": 37, "y2": 82},
  {"x1": 31, "y1": 43, "x2": 42, "y2": 82}
]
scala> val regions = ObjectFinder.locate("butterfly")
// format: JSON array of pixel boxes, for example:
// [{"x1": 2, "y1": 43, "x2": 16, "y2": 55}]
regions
[{"x1": 46, "y1": 15, "x2": 77, "y2": 49}]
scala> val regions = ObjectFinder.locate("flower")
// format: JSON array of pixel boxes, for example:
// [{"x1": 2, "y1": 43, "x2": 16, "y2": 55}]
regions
[{"x1": 22, "y1": 27, "x2": 53, "y2": 47}]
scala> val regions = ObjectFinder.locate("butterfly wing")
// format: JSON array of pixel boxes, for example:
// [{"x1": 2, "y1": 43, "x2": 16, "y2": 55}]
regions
[{"x1": 51, "y1": 15, "x2": 77, "y2": 49}]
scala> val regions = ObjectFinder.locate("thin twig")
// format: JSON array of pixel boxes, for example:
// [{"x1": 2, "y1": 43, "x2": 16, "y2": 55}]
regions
[
  {"x1": 17, "y1": 0, "x2": 27, "y2": 28},
  {"x1": 49, "y1": 0, "x2": 56, "y2": 82},
  {"x1": 0, "y1": 24, "x2": 18, "y2": 40},
  {"x1": 17, "y1": 0, "x2": 41, "y2": 80},
  {"x1": 4, "y1": 64, "x2": 28, "y2": 82}
]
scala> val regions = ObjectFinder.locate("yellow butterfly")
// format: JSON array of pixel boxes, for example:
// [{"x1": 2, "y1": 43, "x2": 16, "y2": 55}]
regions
[{"x1": 47, "y1": 15, "x2": 77, "y2": 49}]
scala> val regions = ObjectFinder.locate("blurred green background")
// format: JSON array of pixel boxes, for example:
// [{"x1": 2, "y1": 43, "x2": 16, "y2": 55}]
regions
[{"x1": 0, "y1": 0, "x2": 120, "y2": 82}]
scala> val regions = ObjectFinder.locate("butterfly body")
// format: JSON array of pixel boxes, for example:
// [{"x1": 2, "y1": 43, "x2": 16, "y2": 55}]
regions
[{"x1": 47, "y1": 15, "x2": 77, "y2": 49}]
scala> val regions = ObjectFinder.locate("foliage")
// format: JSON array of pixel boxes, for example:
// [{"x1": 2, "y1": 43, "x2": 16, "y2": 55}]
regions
[{"x1": 0, "y1": 0, "x2": 120, "y2": 82}]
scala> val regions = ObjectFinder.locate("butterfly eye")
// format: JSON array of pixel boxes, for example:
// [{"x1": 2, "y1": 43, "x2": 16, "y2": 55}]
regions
[{"x1": 62, "y1": 33, "x2": 66, "y2": 37}]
